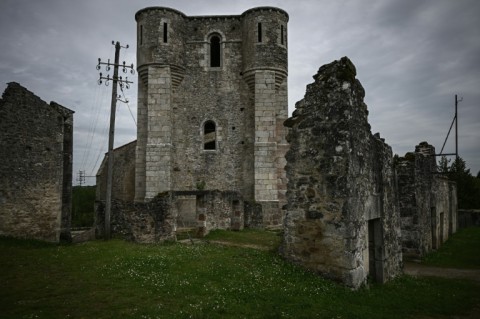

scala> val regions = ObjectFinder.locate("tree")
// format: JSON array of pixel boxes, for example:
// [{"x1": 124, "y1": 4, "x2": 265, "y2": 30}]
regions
[
  {"x1": 439, "y1": 156, "x2": 480, "y2": 209},
  {"x1": 72, "y1": 186, "x2": 96, "y2": 227}
]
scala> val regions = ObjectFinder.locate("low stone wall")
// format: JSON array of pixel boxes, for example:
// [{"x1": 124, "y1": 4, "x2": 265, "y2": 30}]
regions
[
  {"x1": 95, "y1": 193, "x2": 176, "y2": 242},
  {"x1": 281, "y1": 57, "x2": 402, "y2": 289},
  {"x1": 458, "y1": 209, "x2": 480, "y2": 228},
  {"x1": 95, "y1": 190, "x2": 244, "y2": 242}
]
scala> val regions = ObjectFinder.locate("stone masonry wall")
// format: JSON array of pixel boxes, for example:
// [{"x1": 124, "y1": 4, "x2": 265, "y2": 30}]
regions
[
  {"x1": 96, "y1": 190, "x2": 242, "y2": 242},
  {"x1": 133, "y1": 7, "x2": 289, "y2": 228},
  {"x1": 96, "y1": 193, "x2": 176, "y2": 242},
  {"x1": 0, "y1": 82, "x2": 74, "y2": 242},
  {"x1": 397, "y1": 142, "x2": 457, "y2": 259},
  {"x1": 97, "y1": 140, "x2": 136, "y2": 202},
  {"x1": 281, "y1": 58, "x2": 402, "y2": 289}
]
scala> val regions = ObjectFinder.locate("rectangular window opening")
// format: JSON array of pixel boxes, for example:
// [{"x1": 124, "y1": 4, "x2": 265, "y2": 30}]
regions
[
  {"x1": 163, "y1": 22, "x2": 168, "y2": 43},
  {"x1": 258, "y1": 22, "x2": 262, "y2": 43},
  {"x1": 140, "y1": 25, "x2": 143, "y2": 45},
  {"x1": 281, "y1": 25, "x2": 284, "y2": 45}
]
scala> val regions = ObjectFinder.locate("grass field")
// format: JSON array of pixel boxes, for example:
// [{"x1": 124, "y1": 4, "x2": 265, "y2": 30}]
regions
[
  {"x1": 423, "y1": 227, "x2": 480, "y2": 269},
  {"x1": 0, "y1": 229, "x2": 479, "y2": 318}
]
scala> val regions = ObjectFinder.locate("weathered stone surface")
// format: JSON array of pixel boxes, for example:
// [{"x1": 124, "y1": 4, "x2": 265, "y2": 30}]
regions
[
  {"x1": 134, "y1": 6, "x2": 289, "y2": 226},
  {"x1": 96, "y1": 140, "x2": 136, "y2": 202},
  {"x1": 281, "y1": 57, "x2": 402, "y2": 289},
  {"x1": 0, "y1": 82, "x2": 74, "y2": 242},
  {"x1": 95, "y1": 190, "x2": 243, "y2": 242},
  {"x1": 397, "y1": 142, "x2": 457, "y2": 258},
  {"x1": 96, "y1": 193, "x2": 176, "y2": 242},
  {"x1": 97, "y1": 6, "x2": 290, "y2": 238}
]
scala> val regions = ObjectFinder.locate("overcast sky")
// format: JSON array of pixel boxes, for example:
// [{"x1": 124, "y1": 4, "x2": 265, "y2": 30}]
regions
[{"x1": 1, "y1": 0, "x2": 479, "y2": 185}]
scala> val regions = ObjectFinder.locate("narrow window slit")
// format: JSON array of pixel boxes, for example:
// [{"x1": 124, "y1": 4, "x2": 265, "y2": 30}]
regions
[
  {"x1": 204, "y1": 121, "x2": 216, "y2": 150},
  {"x1": 163, "y1": 23, "x2": 168, "y2": 43},
  {"x1": 258, "y1": 22, "x2": 262, "y2": 43},
  {"x1": 281, "y1": 25, "x2": 284, "y2": 45}
]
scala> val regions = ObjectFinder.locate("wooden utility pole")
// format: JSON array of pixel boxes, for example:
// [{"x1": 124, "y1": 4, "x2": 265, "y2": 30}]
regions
[
  {"x1": 76, "y1": 170, "x2": 85, "y2": 186},
  {"x1": 97, "y1": 41, "x2": 134, "y2": 239}
]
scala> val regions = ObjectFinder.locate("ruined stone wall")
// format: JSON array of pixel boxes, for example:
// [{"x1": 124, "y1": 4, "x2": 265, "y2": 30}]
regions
[
  {"x1": 397, "y1": 142, "x2": 457, "y2": 258},
  {"x1": 96, "y1": 193, "x2": 176, "y2": 243},
  {"x1": 96, "y1": 190, "x2": 242, "y2": 242},
  {"x1": 0, "y1": 82, "x2": 73, "y2": 242},
  {"x1": 133, "y1": 7, "x2": 289, "y2": 227},
  {"x1": 281, "y1": 58, "x2": 402, "y2": 289},
  {"x1": 96, "y1": 140, "x2": 136, "y2": 202}
]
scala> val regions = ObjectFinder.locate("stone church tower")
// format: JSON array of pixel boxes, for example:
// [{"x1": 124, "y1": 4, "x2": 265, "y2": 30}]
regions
[{"x1": 133, "y1": 6, "x2": 289, "y2": 227}]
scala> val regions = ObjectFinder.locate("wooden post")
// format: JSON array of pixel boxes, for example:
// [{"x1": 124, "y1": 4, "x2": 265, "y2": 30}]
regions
[{"x1": 104, "y1": 41, "x2": 120, "y2": 240}]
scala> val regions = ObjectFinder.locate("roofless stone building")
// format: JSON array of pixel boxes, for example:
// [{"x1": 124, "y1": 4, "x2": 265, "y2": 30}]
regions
[
  {"x1": 0, "y1": 83, "x2": 74, "y2": 242},
  {"x1": 281, "y1": 57, "x2": 403, "y2": 288}
]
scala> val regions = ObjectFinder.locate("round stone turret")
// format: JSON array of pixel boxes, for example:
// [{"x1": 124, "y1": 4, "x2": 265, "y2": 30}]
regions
[
  {"x1": 135, "y1": 7, "x2": 186, "y2": 86},
  {"x1": 241, "y1": 7, "x2": 288, "y2": 88}
]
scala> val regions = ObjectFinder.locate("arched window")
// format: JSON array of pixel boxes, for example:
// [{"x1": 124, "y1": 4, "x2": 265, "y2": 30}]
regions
[
  {"x1": 203, "y1": 121, "x2": 216, "y2": 150},
  {"x1": 210, "y1": 35, "x2": 221, "y2": 67}
]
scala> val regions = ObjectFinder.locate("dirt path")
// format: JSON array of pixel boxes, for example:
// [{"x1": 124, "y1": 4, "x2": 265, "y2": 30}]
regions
[{"x1": 404, "y1": 262, "x2": 480, "y2": 282}]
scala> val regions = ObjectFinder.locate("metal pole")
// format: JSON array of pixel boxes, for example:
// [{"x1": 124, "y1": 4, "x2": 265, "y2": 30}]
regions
[
  {"x1": 104, "y1": 41, "x2": 120, "y2": 240},
  {"x1": 455, "y1": 94, "x2": 458, "y2": 164}
]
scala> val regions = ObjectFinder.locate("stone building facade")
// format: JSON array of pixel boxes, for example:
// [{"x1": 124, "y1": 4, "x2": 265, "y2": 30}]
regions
[
  {"x1": 281, "y1": 58, "x2": 403, "y2": 289},
  {"x1": 397, "y1": 142, "x2": 457, "y2": 259},
  {"x1": 0, "y1": 82, "x2": 74, "y2": 242},
  {"x1": 97, "y1": 6, "x2": 289, "y2": 237}
]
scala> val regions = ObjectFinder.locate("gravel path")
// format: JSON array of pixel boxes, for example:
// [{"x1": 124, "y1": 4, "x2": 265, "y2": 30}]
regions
[{"x1": 404, "y1": 262, "x2": 480, "y2": 282}]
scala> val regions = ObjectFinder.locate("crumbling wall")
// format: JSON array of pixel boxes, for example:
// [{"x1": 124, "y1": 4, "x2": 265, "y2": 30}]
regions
[
  {"x1": 397, "y1": 142, "x2": 457, "y2": 258},
  {"x1": 95, "y1": 190, "x2": 243, "y2": 242},
  {"x1": 95, "y1": 193, "x2": 177, "y2": 242},
  {"x1": 96, "y1": 140, "x2": 136, "y2": 202},
  {"x1": 281, "y1": 57, "x2": 402, "y2": 289},
  {"x1": 0, "y1": 82, "x2": 73, "y2": 242}
]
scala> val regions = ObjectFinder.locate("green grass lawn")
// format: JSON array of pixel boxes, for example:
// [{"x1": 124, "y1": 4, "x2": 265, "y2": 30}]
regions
[
  {"x1": 1, "y1": 230, "x2": 479, "y2": 319},
  {"x1": 423, "y1": 227, "x2": 480, "y2": 269}
]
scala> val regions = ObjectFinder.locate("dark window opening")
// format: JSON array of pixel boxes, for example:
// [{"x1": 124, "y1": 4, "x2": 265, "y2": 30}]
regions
[
  {"x1": 210, "y1": 36, "x2": 221, "y2": 67},
  {"x1": 140, "y1": 25, "x2": 143, "y2": 45},
  {"x1": 258, "y1": 22, "x2": 262, "y2": 42},
  {"x1": 204, "y1": 121, "x2": 216, "y2": 150},
  {"x1": 281, "y1": 25, "x2": 284, "y2": 45},
  {"x1": 163, "y1": 23, "x2": 168, "y2": 43}
]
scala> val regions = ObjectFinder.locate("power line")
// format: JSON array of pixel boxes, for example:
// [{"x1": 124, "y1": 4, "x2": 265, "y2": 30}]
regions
[{"x1": 119, "y1": 85, "x2": 137, "y2": 126}]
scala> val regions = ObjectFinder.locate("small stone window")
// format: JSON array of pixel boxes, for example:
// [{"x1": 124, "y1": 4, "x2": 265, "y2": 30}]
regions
[
  {"x1": 210, "y1": 35, "x2": 221, "y2": 67},
  {"x1": 280, "y1": 24, "x2": 285, "y2": 45},
  {"x1": 203, "y1": 121, "x2": 216, "y2": 150},
  {"x1": 163, "y1": 22, "x2": 168, "y2": 43},
  {"x1": 280, "y1": 25, "x2": 284, "y2": 45},
  {"x1": 140, "y1": 25, "x2": 143, "y2": 45},
  {"x1": 258, "y1": 22, "x2": 262, "y2": 43}
]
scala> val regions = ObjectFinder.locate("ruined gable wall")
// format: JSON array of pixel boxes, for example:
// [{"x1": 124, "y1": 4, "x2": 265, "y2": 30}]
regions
[
  {"x1": 96, "y1": 140, "x2": 136, "y2": 202},
  {"x1": 282, "y1": 57, "x2": 402, "y2": 288},
  {"x1": 0, "y1": 83, "x2": 73, "y2": 242}
]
